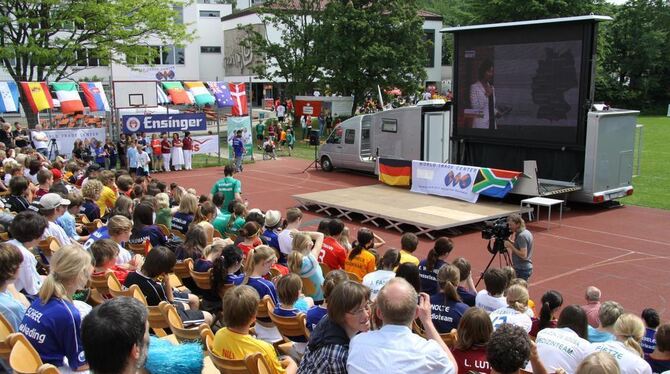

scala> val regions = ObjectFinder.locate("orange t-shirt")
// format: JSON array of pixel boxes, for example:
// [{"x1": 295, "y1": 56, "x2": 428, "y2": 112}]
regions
[{"x1": 344, "y1": 249, "x2": 376, "y2": 280}]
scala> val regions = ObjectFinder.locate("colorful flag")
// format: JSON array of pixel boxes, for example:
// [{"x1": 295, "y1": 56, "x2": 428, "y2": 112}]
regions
[
  {"x1": 229, "y1": 83, "x2": 248, "y2": 116},
  {"x1": 20, "y1": 82, "x2": 54, "y2": 113},
  {"x1": 472, "y1": 167, "x2": 522, "y2": 198},
  {"x1": 161, "y1": 81, "x2": 192, "y2": 105},
  {"x1": 79, "y1": 82, "x2": 110, "y2": 112},
  {"x1": 378, "y1": 158, "x2": 412, "y2": 187},
  {"x1": 184, "y1": 81, "x2": 215, "y2": 106},
  {"x1": 50, "y1": 82, "x2": 84, "y2": 114},
  {"x1": 156, "y1": 83, "x2": 170, "y2": 105},
  {"x1": 0, "y1": 81, "x2": 20, "y2": 113},
  {"x1": 207, "y1": 81, "x2": 234, "y2": 108}
]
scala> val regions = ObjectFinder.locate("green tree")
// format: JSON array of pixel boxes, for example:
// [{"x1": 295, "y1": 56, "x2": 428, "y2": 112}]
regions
[
  {"x1": 241, "y1": 0, "x2": 324, "y2": 99},
  {"x1": 0, "y1": 0, "x2": 190, "y2": 124},
  {"x1": 464, "y1": 0, "x2": 607, "y2": 24},
  {"x1": 317, "y1": 0, "x2": 428, "y2": 114}
]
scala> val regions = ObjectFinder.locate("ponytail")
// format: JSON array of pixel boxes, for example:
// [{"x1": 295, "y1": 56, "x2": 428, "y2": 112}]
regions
[
  {"x1": 539, "y1": 290, "x2": 563, "y2": 330},
  {"x1": 426, "y1": 249, "x2": 438, "y2": 272},
  {"x1": 211, "y1": 256, "x2": 226, "y2": 294},
  {"x1": 348, "y1": 242, "x2": 363, "y2": 260},
  {"x1": 436, "y1": 264, "x2": 461, "y2": 303},
  {"x1": 426, "y1": 237, "x2": 453, "y2": 272},
  {"x1": 505, "y1": 284, "x2": 529, "y2": 313},
  {"x1": 242, "y1": 245, "x2": 275, "y2": 285},
  {"x1": 38, "y1": 244, "x2": 92, "y2": 304},
  {"x1": 288, "y1": 251, "x2": 304, "y2": 274},
  {"x1": 241, "y1": 247, "x2": 255, "y2": 285},
  {"x1": 613, "y1": 313, "x2": 645, "y2": 358},
  {"x1": 623, "y1": 337, "x2": 644, "y2": 357},
  {"x1": 349, "y1": 229, "x2": 374, "y2": 260},
  {"x1": 39, "y1": 273, "x2": 68, "y2": 304}
]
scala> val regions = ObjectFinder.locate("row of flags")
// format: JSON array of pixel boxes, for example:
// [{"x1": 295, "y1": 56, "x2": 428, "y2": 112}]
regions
[{"x1": 0, "y1": 80, "x2": 249, "y2": 116}]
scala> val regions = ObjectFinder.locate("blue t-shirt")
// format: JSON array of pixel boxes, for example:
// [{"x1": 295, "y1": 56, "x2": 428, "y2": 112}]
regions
[
  {"x1": 171, "y1": 212, "x2": 194, "y2": 235},
  {"x1": 56, "y1": 211, "x2": 79, "y2": 241},
  {"x1": 588, "y1": 325, "x2": 615, "y2": 343},
  {"x1": 306, "y1": 306, "x2": 328, "y2": 332},
  {"x1": 129, "y1": 225, "x2": 167, "y2": 248},
  {"x1": 642, "y1": 327, "x2": 656, "y2": 356},
  {"x1": 228, "y1": 274, "x2": 244, "y2": 285},
  {"x1": 0, "y1": 290, "x2": 26, "y2": 331},
  {"x1": 647, "y1": 356, "x2": 670, "y2": 373},
  {"x1": 262, "y1": 229, "x2": 283, "y2": 263},
  {"x1": 83, "y1": 226, "x2": 110, "y2": 251},
  {"x1": 127, "y1": 147, "x2": 139, "y2": 168},
  {"x1": 80, "y1": 199, "x2": 100, "y2": 221},
  {"x1": 418, "y1": 259, "x2": 446, "y2": 295},
  {"x1": 232, "y1": 137, "x2": 244, "y2": 157},
  {"x1": 244, "y1": 277, "x2": 277, "y2": 323},
  {"x1": 194, "y1": 259, "x2": 213, "y2": 272},
  {"x1": 429, "y1": 292, "x2": 469, "y2": 334},
  {"x1": 299, "y1": 254, "x2": 324, "y2": 301},
  {"x1": 19, "y1": 298, "x2": 87, "y2": 370},
  {"x1": 457, "y1": 286, "x2": 477, "y2": 307}
]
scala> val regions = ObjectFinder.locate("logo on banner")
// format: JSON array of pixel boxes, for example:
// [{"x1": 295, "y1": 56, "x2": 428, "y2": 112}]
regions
[
  {"x1": 445, "y1": 171, "x2": 472, "y2": 189},
  {"x1": 126, "y1": 117, "x2": 141, "y2": 132}
]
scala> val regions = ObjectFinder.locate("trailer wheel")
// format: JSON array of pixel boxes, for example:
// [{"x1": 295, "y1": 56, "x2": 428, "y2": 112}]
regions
[{"x1": 320, "y1": 156, "x2": 333, "y2": 172}]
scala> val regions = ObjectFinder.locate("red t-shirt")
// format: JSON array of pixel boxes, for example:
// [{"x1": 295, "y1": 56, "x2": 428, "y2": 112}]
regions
[
  {"x1": 319, "y1": 237, "x2": 347, "y2": 270},
  {"x1": 161, "y1": 139, "x2": 171, "y2": 154},
  {"x1": 451, "y1": 346, "x2": 490, "y2": 374},
  {"x1": 151, "y1": 139, "x2": 162, "y2": 155},
  {"x1": 172, "y1": 139, "x2": 182, "y2": 148},
  {"x1": 35, "y1": 188, "x2": 49, "y2": 199},
  {"x1": 92, "y1": 267, "x2": 129, "y2": 288},
  {"x1": 182, "y1": 137, "x2": 193, "y2": 151}
]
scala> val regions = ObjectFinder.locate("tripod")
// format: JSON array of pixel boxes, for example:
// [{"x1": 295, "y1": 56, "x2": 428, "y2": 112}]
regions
[
  {"x1": 475, "y1": 238, "x2": 513, "y2": 288},
  {"x1": 302, "y1": 143, "x2": 320, "y2": 173},
  {"x1": 48, "y1": 139, "x2": 59, "y2": 161}
]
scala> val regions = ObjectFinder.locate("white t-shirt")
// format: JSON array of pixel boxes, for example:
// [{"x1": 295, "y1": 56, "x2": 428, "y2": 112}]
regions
[
  {"x1": 116, "y1": 243, "x2": 132, "y2": 265},
  {"x1": 489, "y1": 306, "x2": 532, "y2": 333},
  {"x1": 475, "y1": 290, "x2": 507, "y2": 313},
  {"x1": 530, "y1": 327, "x2": 595, "y2": 373},
  {"x1": 276, "y1": 105, "x2": 286, "y2": 117},
  {"x1": 31, "y1": 130, "x2": 48, "y2": 149},
  {"x1": 593, "y1": 340, "x2": 652, "y2": 374},
  {"x1": 362, "y1": 270, "x2": 396, "y2": 301},
  {"x1": 278, "y1": 228, "x2": 295, "y2": 256},
  {"x1": 43, "y1": 220, "x2": 74, "y2": 248},
  {"x1": 7, "y1": 239, "x2": 42, "y2": 296}
]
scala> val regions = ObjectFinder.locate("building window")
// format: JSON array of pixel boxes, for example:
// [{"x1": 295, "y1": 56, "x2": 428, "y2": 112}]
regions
[
  {"x1": 174, "y1": 6, "x2": 184, "y2": 24},
  {"x1": 126, "y1": 45, "x2": 185, "y2": 65},
  {"x1": 200, "y1": 46, "x2": 222, "y2": 53},
  {"x1": 199, "y1": 10, "x2": 220, "y2": 17},
  {"x1": 424, "y1": 29, "x2": 435, "y2": 68},
  {"x1": 75, "y1": 48, "x2": 109, "y2": 67}
]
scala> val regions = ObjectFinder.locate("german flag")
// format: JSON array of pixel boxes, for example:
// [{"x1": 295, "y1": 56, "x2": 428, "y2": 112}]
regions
[{"x1": 378, "y1": 158, "x2": 412, "y2": 187}]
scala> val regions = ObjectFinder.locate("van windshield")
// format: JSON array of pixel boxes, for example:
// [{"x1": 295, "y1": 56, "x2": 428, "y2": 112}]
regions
[{"x1": 326, "y1": 126, "x2": 343, "y2": 144}]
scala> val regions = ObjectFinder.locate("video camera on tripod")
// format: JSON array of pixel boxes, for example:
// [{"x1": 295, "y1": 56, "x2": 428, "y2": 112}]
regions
[{"x1": 481, "y1": 217, "x2": 513, "y2": 254}]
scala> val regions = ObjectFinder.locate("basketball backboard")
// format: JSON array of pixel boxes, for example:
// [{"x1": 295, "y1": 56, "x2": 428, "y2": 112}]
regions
[{"x1": 113, "y1": 80, "x2": 158, "y2": 109}]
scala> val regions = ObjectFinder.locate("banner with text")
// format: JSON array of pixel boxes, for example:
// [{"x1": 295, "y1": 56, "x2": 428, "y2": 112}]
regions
[
  {"x1": 227, "y1": 117, "x2": 253, "y2": 159},
  {"x1": 411, "y1": 161, "x2": 480, "y2": 203},
  {"x1": 191, "y1": 135, "x2": 219, "y2": 155},
  {"x1": 121, "y1": 113, "x2": 207, "y2": 134},
  {"x1": 43, "y1": 128, "x2": 107, "y2": 159}
]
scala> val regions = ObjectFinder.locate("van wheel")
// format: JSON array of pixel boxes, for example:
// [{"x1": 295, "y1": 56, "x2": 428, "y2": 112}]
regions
[{"x1": 320, "y1": 157, "x2": 333, "y2": 172}]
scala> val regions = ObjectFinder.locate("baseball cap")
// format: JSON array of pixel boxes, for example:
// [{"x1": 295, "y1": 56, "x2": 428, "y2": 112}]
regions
[
  {"x1": 265, "y1": 210, "x2": 281, "y2": 228},
  {"x1": 40, "y1": 193, "x2": 71, "y2": 210}
]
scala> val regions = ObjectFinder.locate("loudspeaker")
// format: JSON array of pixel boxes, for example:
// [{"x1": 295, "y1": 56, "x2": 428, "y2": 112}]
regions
[{"x1": 309, "y1": 130, "x2": 320, "y2": 146}]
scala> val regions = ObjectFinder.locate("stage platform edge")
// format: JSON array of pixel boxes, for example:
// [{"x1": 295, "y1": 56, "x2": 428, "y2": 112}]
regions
[{"x1": 293, "y1": 184, "x2": 532, "y2": 239}]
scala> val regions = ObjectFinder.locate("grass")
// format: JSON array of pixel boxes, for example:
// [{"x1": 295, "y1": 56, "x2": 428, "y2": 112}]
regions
[{"x1": 620, "y1": 115, "x2": 670, "y2": 210}]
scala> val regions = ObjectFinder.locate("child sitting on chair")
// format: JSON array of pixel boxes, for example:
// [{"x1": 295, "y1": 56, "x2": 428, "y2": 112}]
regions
[{"x1": 91, "y1": 239, "x2": 130, "y2": 285}]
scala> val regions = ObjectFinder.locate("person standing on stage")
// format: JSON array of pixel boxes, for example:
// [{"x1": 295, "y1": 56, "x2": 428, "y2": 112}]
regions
[
  {"x1": 160, "y1": 132, "x2": 171, "y2": 172},
  {"x1": 504, "y1": 213, "x2": 534, "y2": 281},
  {"x1": 171, "y1": 133, "x2": 184, "y2": 171},
  {"x1": 182, "y1": 131, "x2": 193, "y2": 170}
]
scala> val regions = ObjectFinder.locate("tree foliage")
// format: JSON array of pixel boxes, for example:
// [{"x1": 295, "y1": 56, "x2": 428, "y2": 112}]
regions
[
  {"x1": 316, "y1": 0, "x2": 428, "y2": 114},
  {"x1": 0, "y1": 0, "x2": 190, "y2": 121},
  {"x1": 240, "y1": 0, "x2": 324, "y2": 98},
  {"x1": 463, "y1": 0, "x2": 607, "y2": 24}
]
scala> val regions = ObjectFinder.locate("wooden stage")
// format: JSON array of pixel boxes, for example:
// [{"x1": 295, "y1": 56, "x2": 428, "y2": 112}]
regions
[{"x1": 293, "y1": 184, "x2": 532, "y2": 239}]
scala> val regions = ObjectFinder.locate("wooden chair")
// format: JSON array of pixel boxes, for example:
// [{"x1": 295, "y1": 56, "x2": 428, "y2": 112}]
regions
[
  {"x1": 267, "y1": 299, "x2": 310, "y2": 358},
  {"x1": 159, "y1": 302, "x2": 206, "y2": 342},
  {"x1": 171, "y1": 229, "x2": 186, "y2": 240},
  {"x1": 7, "y1": 333, "x2": 61, "y2": 374},
  {"x1": 0, "y1": 231, "x2": 9, "y2": 241},
  {"x1": 245, "y1": 352, "x2": 273, "y2": 374},
  {"x1": 126, "y1": 241, "x2": 149, "y2": 256},
  {"x1": 188, "y1": 261, "x2": 212, "y2": 290},
  {"x1": 220, "y1": 283, "x2": 235, "y2": 299},
  {"x1": 301, "y1": 277, "x2": 316, "y2": 296},
  {"x1": 84, "y1": 219, "x2": 104, "y2": 235},
  {"x1": 256, "y1": 295, "x2": 275, "y2": 327},
  {"x1": 345, "y1": 271, "x2": 362, "y2": 283},
  {"x1": 156, "y1": 224, "x2": 170, "y2": 236},
  {"x1": 75, "y1": 214, "x2": 89, "y2": 225},
  {"x1": 213, "y1": 230, "x2": 223, "y2": 239},
  {"x1": 37, "y1": 237, "x2": 61, "y2": 258},
  {"x1": 87, "y1": 271, "x2": 113, "y2": 304},
  {"x1": 0, "y1": 313, "x2": 14, "y2": 360},
  {"x1": 200, "y1": 326, "x2": 249, "y2": 373},
  {"x1": 267, "y1": 268, "x2": 282, "y2": 282},
  {"x1": 412, "y1": 320, "x2": 458, "y2": 349},
  {"x1": 173, "y1": 258, "x2": 193, "y2": 281},
  {"x1": 318, "y1": 262, "x2": 331, "y2": 276}
]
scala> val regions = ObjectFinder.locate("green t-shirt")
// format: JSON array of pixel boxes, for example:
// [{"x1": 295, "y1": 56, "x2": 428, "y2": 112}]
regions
[
  {"x1": 256, "y1": 123, "x2": 265, "y2": 137},
  {"x1": 210, "y1": 176, "x2": 242, "y2": 210},
  {"x1": 155, "y1": 208, "x2": 172, "y2": 229},
  {"x1": 286, "y1": 133, "x2": 295, "y2": 146},
  {"x1": 212, "y1": 213, "x2": 245, "y2": 238}
]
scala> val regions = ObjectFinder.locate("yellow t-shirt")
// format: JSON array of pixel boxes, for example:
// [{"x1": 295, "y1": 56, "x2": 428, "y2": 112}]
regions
[
  {"x1": 344, "y1": 249, "x2": 377, "y2": 280},
  {"x1": 399, "y1": 250, "x2": 420, "y2": 266},
  {"x1": 213, "y1": 328, "x2": 286, "y2": 374},
  {"x1": 96, "y1": 186, "x2": 117, "y2": 215}
]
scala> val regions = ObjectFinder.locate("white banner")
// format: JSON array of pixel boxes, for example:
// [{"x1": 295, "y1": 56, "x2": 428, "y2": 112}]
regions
[
  {"x1": 191, "y1": 135, "x2": 219, "y2": 155},
  {"x1": 43, "y1": 128, "x2": 107, "y2": 159},
  {"x1": 411, "y1": 160, "x2": 480, "y2": 203}
]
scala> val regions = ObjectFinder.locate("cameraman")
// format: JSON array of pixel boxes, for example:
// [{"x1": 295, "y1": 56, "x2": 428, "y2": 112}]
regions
[{"x1": 504, "y1": 213, "x2": 534, "y2": 281}]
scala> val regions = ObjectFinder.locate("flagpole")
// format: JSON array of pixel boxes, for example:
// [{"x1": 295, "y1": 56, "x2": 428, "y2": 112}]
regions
[{"x1": 248, "y1": 76, "x2": 253, "y2": 161}]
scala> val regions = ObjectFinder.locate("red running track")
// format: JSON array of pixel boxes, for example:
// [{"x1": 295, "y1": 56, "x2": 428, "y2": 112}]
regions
[{"x1": 156, "y1": 158, "x2": 670, "y2": 318}]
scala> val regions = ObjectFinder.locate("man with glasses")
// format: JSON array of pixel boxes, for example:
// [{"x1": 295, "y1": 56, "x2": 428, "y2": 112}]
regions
[{"x1": 347, "y1": 277, "x2": 457, "y2": 373}]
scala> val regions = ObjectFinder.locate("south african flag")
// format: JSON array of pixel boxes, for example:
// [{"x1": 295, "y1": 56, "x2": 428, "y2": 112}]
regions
[{"x1": 472, "y1": 167, "x2": 522, "y2": 198}]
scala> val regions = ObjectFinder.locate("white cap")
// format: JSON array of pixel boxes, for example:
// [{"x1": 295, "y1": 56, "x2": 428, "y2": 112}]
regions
[{"x1": 39, "y1": 193, "x2": 71, "y2": 210}]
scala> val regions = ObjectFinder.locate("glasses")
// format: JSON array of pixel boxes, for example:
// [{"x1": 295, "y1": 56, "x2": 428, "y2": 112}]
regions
[{"x1": 347, "y1": 301, "x2": 373, "y2": 316}]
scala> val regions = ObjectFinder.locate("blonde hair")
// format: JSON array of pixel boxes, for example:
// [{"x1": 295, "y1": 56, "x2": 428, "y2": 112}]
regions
[
  {"x1": 107, "y1": 215, "x2": 133, "y2": 236},
  {"x1": 338, "y1": 226, "x2": 352, "y2": 251},
  {"x1": 575, "y1": 351, "x2": 621, "y2": 374},
  {"x1": 39, "y1": 244, "x2": 92, "y2": 304},
  {"x1": 505, "y1": 284, "x2": 529, "y2": 313},
  {"x1": 155, "y1": 193, "x2": 170, "y2": 209},
  {"x1": 82, "y1": 179, "x2": 103, "y2": 200},
  {"x1": 436, "y1": 264, "x2": 461, "y2": 302},
  {"x1": 202, "y1": 242, "x2": 225, "y2": 259},
  {"x1": 613, "y1": 313, "x2": 645, "y2": 357},
  {"x1": 178, "y1": 193, "x2": 198, "y2": 215},
  {"x1": 288, "y1": 232, "x2": 311, "y2": 274},
  {"x1": 242, "y1": 245, "x2": 276, "y2": 285},
  {"x1": 508, "y1": 213, "x2": 526, "y2": 230}
]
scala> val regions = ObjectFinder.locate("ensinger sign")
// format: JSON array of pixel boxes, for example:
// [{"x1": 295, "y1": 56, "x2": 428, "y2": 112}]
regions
[{"x1": 121, "y1": 113, "x2": 207, "y2": 134}]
